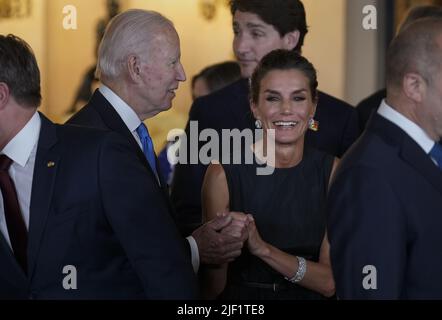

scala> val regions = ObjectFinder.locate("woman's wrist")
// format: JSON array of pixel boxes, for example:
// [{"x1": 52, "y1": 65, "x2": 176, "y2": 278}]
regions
[{"x1": 253, "y1": 241, "x2": 271, "y2": 258}]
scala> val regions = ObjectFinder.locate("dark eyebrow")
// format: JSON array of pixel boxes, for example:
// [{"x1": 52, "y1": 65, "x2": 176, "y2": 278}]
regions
[
  {"x1": 264, "y1": 89, "x2": 307, "y2": 95},
  {"x1": 292, "y1": 89, "x2": 308, "y2": 95},
  {"x1": 264, "y1": 89, "x2": 281, "y2": 95},
  {"x1": 246, "y1": 23, "x2": 266, "y2": 30}
]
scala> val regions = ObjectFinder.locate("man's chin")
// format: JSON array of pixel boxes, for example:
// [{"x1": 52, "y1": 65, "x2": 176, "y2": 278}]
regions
[
  {"x1": 148, "y1": 103, "x2": 172, "y2": 118},
  {"x1": 162, "y1": 103, "x2": 173, "y2": 112},
  {"x1": 240, "y1": 65, "x2": 255, "y2": 79}
]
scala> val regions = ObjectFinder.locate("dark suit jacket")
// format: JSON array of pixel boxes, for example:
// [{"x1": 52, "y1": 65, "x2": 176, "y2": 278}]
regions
[
  {"x1": 66, "y1": 90, "x2": 179, "y2": 218},
  {"x1": 171, "y1": 79, "x2": 360, "y2": 231},
  {"x1": 0, "y1": 114, "x2": 197, "y2": 299},
  {"x1": 327, "y1": 113, "x2": 442, "y2": 299},
  {"x1": 356, "y1": 88, "x2": 387, "y2": 130}
]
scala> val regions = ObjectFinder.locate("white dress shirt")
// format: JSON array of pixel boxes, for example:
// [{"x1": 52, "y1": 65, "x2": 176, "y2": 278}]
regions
[
  {"x1": 378, "y1": 100, "x2": 438, "y2": 166},
  {"x1": 0, "y1": 112, "x2": 41, "y2": 250},
  {"x1": 99, "y1": 85, "x2": 143, "y2": 149},
  {"x1": 99, "y1": 85, "x2": 200, "y2": 272},
  {"x1": 378, "y1": 100, "x2": 435, "y2": 152}
]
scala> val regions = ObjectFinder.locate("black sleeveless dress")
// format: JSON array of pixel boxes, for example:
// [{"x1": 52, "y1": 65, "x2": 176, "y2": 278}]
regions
[{"x1": 219, "y1": 147, "x2": 333, "y2": 300}]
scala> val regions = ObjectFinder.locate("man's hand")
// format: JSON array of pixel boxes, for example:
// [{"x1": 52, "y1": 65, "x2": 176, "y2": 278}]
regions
[
  {"x1": 192, "y1": 212, "x2": 249, "y2": 265},
  {"x1": 220, "y1": 211, "x2": 249, "y2": 243}
]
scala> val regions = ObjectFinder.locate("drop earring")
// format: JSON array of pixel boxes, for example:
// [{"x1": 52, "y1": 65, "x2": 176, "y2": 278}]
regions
[
  {"x1": 255, "y1": 119, "x2": 262, "y2": 129},
  {"x1": 308, "y1": 118, "x2": 319, "y2": 132}
]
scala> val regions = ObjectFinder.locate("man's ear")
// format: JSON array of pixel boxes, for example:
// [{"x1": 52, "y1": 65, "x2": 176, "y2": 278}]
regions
[
  {"x1": 0, "y1": 82, "x2": 10, "y2": 111},
  {"x1": 403, "y1": 72, "x2": 425, "y2": 103},
  {"x1": 282, "y1": 30, "x2": 300, "y2": 51},
  {"x1": 127, "y1": 55, "x2": 142, "y2": 82}
]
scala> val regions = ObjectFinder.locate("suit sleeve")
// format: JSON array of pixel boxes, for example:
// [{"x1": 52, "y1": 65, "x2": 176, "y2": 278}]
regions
[
  {"x1": 327, "y1": 166, "x2": 407, "y2": 299},
  {"x1": 98, "y1": 133, "x2": 198, "y2": 299},
  {"x1": 170, "y1": 99, "x2": 208, "y2": 235}
]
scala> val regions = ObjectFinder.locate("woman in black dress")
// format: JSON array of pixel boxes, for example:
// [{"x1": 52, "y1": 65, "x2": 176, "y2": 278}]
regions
[{"x1": 201, "y1": 50, "x2": 337, "y2": 299}]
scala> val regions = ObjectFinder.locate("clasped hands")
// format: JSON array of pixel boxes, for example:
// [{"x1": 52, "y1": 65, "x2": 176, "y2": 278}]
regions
[{"x1": 193, "y1": 211, "x2": 265, "y2": 265}]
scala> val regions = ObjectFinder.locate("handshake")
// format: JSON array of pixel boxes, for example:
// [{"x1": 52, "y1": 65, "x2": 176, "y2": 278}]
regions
[{"x1": 192, "y1": 212, "x2": 265, "y2": 265}]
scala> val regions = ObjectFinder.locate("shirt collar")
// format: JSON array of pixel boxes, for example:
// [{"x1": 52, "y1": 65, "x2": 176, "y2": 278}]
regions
[
  {"x1": 377, "y1": 99, "x2": 435, "y2": 153},
  {"x1": 1, "y1": 111, "x2": 41, "y2": 167},
  {"x1": 99, "y1": 85, "x2": 142, "y2": 132}
]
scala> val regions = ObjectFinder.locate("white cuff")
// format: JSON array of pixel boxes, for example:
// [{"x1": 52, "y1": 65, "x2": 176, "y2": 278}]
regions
[{"x1": 186, "y1": 236, "x2": 200, "y2": 273}]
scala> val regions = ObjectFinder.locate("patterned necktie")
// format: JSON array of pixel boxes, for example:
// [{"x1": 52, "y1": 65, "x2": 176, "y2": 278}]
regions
[
  {"x1": 0, "y1": 155, "x2": 28, "y2": 273},
  {"x1": 136, "y1": 123, "x2": 158, "y2": 177},
  {"x1": 429, "y1": 143, "x2": 442, "y2": 169}
]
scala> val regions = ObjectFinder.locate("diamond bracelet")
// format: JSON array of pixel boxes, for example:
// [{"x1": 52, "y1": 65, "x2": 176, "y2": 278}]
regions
[{"x1": 285, "y1": 256, "x2": 307, "y2": 283}]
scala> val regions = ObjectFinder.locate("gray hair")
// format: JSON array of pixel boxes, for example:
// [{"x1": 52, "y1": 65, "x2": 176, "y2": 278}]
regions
[
  {"x1": 387, "y1": 18, "x2": 442, "y2": 90},
  {"x1": 96, "y1": 9, "x2": 175, "y2": 80},
  {"x1": 398, "y1": 5, "x2": 442, "y2": 34}
]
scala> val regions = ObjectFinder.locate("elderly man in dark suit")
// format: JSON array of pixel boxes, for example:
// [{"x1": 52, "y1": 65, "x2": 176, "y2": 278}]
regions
[
  {"x1": 171, "y1": 0, "x2": 360, "y2": 232},
  {"x1": 327, "y1": 18, "x2": 442, "y2": 299},
  {"x1": 67, "y1": 9, "x2": 248, "y2": 269},
  {"x1": 0, "y1": 34, "x2": 197, "y2": 299}
]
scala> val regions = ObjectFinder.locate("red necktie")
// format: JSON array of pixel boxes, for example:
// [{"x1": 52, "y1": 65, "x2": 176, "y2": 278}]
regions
[{"x1": 0, "y1": 155, "x2": 28, "y2": 274}]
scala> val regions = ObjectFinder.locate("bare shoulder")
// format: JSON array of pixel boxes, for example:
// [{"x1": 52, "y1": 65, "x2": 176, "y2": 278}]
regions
[
  {"x1": 206, "y1": 162, "x2": 227, "y2": 182},
  {"x1": 203, "y1": 163, "x2": 228, "y2": 196},
  {"x1": 202, "y1": 163, "x2": 229, "y2": 221}
]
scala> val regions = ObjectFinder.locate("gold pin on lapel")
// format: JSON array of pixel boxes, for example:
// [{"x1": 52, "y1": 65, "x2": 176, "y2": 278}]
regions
[{"x1": 47, "y1": 161, "x2": 55, "y2": 168}]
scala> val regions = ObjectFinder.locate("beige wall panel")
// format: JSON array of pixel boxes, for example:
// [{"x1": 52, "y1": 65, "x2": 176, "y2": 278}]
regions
[
  {"x1": 46, "y1": 0, "x2": 106, "y2": 121},
  {"x1": 0, "y1": 0, "x2": 48, "y2": 114},
  {"x1": 303, "y1": 0, "x2": 346, "y2": 100}
]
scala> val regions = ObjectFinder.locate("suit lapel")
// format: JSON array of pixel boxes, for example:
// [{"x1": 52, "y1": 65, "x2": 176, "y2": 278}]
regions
[
  {"x1": 0, "y1": 230, "x2": 27, "y2": 283},
  {"x1": 399, "y1": 137, "x2": 442, "y2": 196},
  {"x1": 371, "y1": 114, "x2": 442, "y2": 196},
  {"x1": 27, "y1": 114, "x2": 60, "y2": 280},
  {"x1": 89, "y1": 90, "x2": 162, "y2": 187},
  {"x1": 154, "y1": 155, "x2": 173, "y2": 208}
]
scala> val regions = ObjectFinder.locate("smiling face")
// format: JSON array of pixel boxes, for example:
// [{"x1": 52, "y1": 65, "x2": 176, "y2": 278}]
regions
[
  {"x1": 233, "y1": 11, "x2": 294, "y2": 78},
  {"x1": 252, "y1": 69, "x2": 316, "y2": 145},
  {"x1": 135, "y1": 26, "x2": 186, "y2": 118}
]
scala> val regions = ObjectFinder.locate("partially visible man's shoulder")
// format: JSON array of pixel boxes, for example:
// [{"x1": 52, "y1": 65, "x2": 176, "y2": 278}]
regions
[
  {"x1": 65, "y1": 103, "x2": 104, "y2": 129},
  {"x1": 356, "y1": 89, "x2": 386, "y2": 110},
  {"x1": 56, "y1": 123, "x2": 124, "y2": 150},
  {"x1": 191, "y1": 79, "x2": 248, "y2": 116},
  {"x1": 338, "y1": 130, "x2": 398, "y2": 174},
  {"x1": 318, "y1": 91, "x2": 354, "y2": 111}
]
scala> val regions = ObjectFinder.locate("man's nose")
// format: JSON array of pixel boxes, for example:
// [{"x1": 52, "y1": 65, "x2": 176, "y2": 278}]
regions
[
  {"x1": 176, "y1": 62, "x2": 186, "y2": 82},
  {"x1": 234, "y1": 34, "x2": 251, "y2": 56}
]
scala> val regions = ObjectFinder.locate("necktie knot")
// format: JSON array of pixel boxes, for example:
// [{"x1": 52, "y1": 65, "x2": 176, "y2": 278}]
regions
[
  {"x1": 429, "y1": 143, "x2": 442, "y2": 168},
  {"x1": 0, "y1": 155, "x2": 13, "y2": 172},
  {"x1": 136, "y1": 123, "x2": 151, "y2": 141}
]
